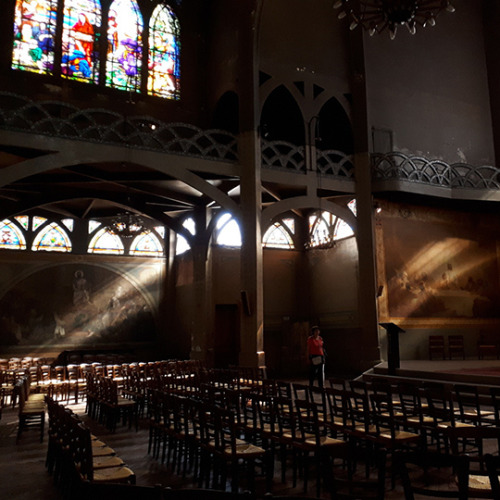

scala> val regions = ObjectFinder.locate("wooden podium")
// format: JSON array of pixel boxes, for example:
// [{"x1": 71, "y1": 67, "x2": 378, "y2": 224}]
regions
[{"x1": 379, "y1": 322, "x2": 405, "y2": 375}]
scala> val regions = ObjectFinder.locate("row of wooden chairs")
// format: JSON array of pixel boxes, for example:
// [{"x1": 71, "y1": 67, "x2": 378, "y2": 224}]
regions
[
  {"x1": 85, "y1": 373, "x2": 138, "y2": 432},
  {"x1": 147, "y1": 381, "x2": 389, "y2": 498},
  {"x1": 45, "y1": 397, "x2": 135, "y2": 498}
]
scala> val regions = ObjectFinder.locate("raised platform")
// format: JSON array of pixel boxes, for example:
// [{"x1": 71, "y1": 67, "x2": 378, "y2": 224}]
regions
[{"x1": 370, "y1": 359, "x2": 500, "y2": 388}]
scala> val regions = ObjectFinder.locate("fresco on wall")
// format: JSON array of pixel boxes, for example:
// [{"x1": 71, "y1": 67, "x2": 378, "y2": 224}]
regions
[
  {"x1": 0, "y1": 264, "x2": 156, "y2": 346},
  {"x1": 384, "y1": 216, "x2": 500, "y2": 319}
]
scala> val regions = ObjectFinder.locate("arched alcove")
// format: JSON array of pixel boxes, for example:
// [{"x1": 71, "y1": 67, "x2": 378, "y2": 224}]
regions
[
  {"x1": 316, "y1": 97, "x2": 353, "y2": 153},
  {"x1": 260, "y1": 85, "x2": 304, "y2": 145},
  {"x1": 212, "y1": 91, "x2": 239, "y2": 135}
]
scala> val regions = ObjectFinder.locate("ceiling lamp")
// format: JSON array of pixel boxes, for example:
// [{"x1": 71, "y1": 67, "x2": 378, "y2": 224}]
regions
[
  {"x1": 108, "y1": 212, "x2": 146, "y2": 238},
  {"x1": 333, "y1": 0, "x2": 455, "y2": 39}
]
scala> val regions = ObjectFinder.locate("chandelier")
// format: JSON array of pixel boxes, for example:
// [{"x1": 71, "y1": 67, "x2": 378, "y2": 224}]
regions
[
  {"x1": 108, "y1": 212, "x2": 146, "y2": 238},
  {"x1": 333, "y1": 0, "x2": 456, "y2": 39}
]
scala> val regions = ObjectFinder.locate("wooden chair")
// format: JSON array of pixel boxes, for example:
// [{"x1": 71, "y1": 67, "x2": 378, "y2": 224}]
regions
[
  {"x1": 484, "y1": 453, "x2": 500, "y2": 499},
  {"x1": 448, "y1": 335, "x2": 465, "y2": 360},
  {"x1": 453, "y1": 384, "x2": 494, "y2": 426},
  {"x1": 447, "y1": 425, "x2": 500, "y2": 498},
  {"x1": 395, "y1": 449, "x2": 470, "y2": 499},
  {"x1": 478, "y1": 332, "x2": 499, "y2": 359},
  {"x1": 294, "y1": 398, "x2": 347, "y2": 497},
  {"x1": 16, "y1": 377, "x2": 45, "y2": 443},
  {"x1": 429, "y1": 335, "x2": 446, "y2": 360}
]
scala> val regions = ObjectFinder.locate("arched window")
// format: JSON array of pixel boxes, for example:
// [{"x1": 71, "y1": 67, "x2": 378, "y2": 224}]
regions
[
  {"x1": 61, "y1": 0, "x2": 101, "y2": 83},
  {"x1": 0, "y1": 219, "x2": 27, "y2": 250},
  {"x1": 106, "y1": 0, "x2": 143, "y2": 92},
  {"x1": 12, "y1": 0, "x2": 57, "y2": 75},
  {"x1": 175, "y1": 217, "x2": 195, "y2": 256},
  {"x1": 32, "y1": 222, "x2": 72, "y2": 252},
  {"x1": 263, "y1": 219, "x2": 295, "y2": 249},
  {"x1": 215, "y1": 213, "x2": 241, "y2": 247},
  {"x1": 129, "y1": 231, "x2": 163, "y2": 256},
  {"x1": 148, "y1": 4, "x2": 180, "y2": 99},
  {"x1": 88, "y1": 227, "x2": 125, "y2": 254},
  {"x1": 308, "y1": 209, "x2": 354, "y2": 249}
]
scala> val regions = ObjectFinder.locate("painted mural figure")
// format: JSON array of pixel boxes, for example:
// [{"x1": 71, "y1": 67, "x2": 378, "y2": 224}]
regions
[{"x1": 73, "y1": 269, "x2": 90, "y2": 306}]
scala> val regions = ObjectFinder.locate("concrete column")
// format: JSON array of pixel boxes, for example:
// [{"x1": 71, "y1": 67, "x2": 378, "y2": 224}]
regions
[
  {"x1": 350, "y1": 30, "x2": 381, "y2": 370},
  {"x1": 189, "y1": 209, "x2": 212, "y2": 364},
  {"x1": 237, "y1": 1, "x2": 265, "y2": 371}
]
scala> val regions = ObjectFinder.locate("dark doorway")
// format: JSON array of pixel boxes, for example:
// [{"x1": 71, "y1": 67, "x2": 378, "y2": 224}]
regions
[{"x1": 214, "y1": 304, "x2": 240, "y2": 368}]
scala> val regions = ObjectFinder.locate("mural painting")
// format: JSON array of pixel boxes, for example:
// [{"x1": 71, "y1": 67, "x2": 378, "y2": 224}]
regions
[
  {"x1": 384, "y1": 214, "x2": 500, "y2": 319},
  {"x1": 0, "y1": 264, "x2": 156, "y2": 346}
]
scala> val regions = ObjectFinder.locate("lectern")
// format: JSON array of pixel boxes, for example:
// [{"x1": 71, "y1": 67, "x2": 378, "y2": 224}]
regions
[{"x1": 379, "y1": 322, "x2": 405, "y2": 375}]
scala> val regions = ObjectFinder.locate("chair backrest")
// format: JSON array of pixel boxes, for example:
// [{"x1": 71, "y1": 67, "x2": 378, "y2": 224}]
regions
[
  {"x1": 484, "y1": 453, "x2": 500, "y2": 499},
  {"x1": 395, "y1": 450, "x2": 470, "y2": 500}
]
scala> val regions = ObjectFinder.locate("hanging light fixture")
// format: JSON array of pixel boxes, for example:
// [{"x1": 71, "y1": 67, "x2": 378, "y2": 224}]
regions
[
  {"x1": 108, "y1": 212, "x2": 146, "y2": 239},
  {"x1": 333, "y1": 0, "x2": 455, "y2": 39}
]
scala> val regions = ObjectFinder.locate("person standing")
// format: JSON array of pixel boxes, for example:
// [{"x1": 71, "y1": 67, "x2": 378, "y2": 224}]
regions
[{"x1": 307, "y1": 326, "x2": 325, "y2": 388}]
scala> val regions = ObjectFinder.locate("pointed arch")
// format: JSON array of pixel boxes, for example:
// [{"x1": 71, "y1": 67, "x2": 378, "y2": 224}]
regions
[
  {"x1": 129, "y1": 231, "x2": 164, "y2": 256},
  {"x1": 0, "y1": 219, "x2": 27, "y2": 250},
  {"x1": 148, "y1": 3, "x2": 180, "y2": 99},
  {"x1": 263, "y1": 221, "x2": 294, "y2": 249},
  {"x1": 61, "y1": 0, "x2": 101, "y2": 83},
  {"x1": 106, "y1": 0, "x2": 143, "y2": 92},
  {"x1": 12, "y1": 0, "x2": 58, "y2": 75},
  {"x1": 88, "y1": 227, "x2": 124, "y2": 254},
  {"x1": 32, "y1": 222, "x2": 72, "y2": 252},
  {"x1": 260, "y1": 85, "x2": 304, "y2": 146},
  {"x1": 317, "y1": 97, "x2": 353, "y2": 153}
]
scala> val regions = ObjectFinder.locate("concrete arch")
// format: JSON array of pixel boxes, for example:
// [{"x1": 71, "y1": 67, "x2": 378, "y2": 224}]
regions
[
  {"x1": 0, "y1": 139, "x2": 241, "y2": 218},
  {"x1": 262, "y1": 195, "x2": 357, "y2": 233}
]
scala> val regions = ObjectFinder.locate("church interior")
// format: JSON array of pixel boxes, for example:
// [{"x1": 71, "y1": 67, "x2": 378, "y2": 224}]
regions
[{"x1": 3, "y1": 0, "x2": 500, "y2": 498}]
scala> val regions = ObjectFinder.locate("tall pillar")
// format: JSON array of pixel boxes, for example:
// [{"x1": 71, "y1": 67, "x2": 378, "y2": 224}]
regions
[
  {"x1": 238, "y1": 1, "x2": 265, "y2": 371},
  {"x1": 189, "y1": 209, "x2": 211, "y2": 364},
  {"x1": 350, "y1": 30, "x2": 380, "y2": 370}
]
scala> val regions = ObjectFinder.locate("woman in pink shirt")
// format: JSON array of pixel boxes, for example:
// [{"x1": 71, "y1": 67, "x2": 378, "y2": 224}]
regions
[{"x1": 307, "y1": 325, "x2": 325, "y2": 388}]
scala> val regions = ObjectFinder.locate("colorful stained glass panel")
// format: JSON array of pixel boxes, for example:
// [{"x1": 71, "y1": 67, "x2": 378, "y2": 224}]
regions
[
  {"x1": 12, "y1": 0, "x2": 57, "y2": 75},
  {"x1": 61, "y1": 0, "x2": 101, "y2": 83},
  {"x1": 106, "y1": 0, "x2": 143, "y2": 92},
  {"x1": 32, "y1": 223, "x2": 72, "y2": 252},
  {"x1": 14, "y1": 215, "x2": 29, "y2": 230},
  {"x1": 0, "y1": 220, "x2": 27, "y2": 250},
  {"x1": 88, "y1": 228, "x2": 125, "y2": 254},
  {"x1": 33, "y1": 216, "x2": 47, "y2": 230},
  {"x1": 130, "y1": 231, "x2": 163, "y2": 256},
  {"x1": 148, "y1": 4, "x2": 180, "y2": 99}
]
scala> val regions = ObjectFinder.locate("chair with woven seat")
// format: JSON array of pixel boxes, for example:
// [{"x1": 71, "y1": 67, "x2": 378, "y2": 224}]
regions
[
  {"x1": 211, "y1": 405, "x2": 273, "y2": 494},
  {"x1": 448, "y1": 335, "x2": 465, "y2": 360},
  {"x1": 478, "y1": 332, "x2": 499, "y2": 360},
  {"x1": 395, "y1": 449, "x2": 470, "y2": 500},
  {"x1": 294, "y1": 398, "x2": 347, "y2": 498},
  {"x1": 429, "y1": 335, "x2": 446, "y2": 360},
  {"x1": 454, "y1": 384, "x2": 494, "y2": 426},
  {"x1": 447, "y1": 425, "x2": 500, "y2": 498}
]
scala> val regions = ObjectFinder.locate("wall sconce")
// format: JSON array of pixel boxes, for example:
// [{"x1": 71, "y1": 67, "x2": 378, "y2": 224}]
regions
[{"x1": 374, "y1": 202, "x2": 382, "y2": 214}]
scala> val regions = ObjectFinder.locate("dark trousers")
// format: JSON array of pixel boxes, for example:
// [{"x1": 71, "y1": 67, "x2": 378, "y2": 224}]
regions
[{"x1": 309, "y1": 359, "x2": 324, "y2": 388}]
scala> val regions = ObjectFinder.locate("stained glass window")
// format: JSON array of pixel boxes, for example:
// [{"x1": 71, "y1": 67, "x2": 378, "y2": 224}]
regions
[
  {"x1": 106, "y1": 0, "x2": 143, "y2": 92},
  {"x1": 88, "y1": 227, "x2": 125, "y2": 254},
  {"x1": 215, "y1": 213, "x2": 241, "y2": 247},
  {"x1": 130, "y1": 231, "x2": 163, "y2": 256},
  {"x1": 263, "y1": 222, "x2": 294, "y2": 249},
  {"x1": 32, "y1": 222, "x2": 72, "y2": 252},
  {"x1": 61, "y1": 0, "x2": 101, "y2": 83},
  {"x1": 175, "y1": 217, "x2": 194, "y2": 255},
  {"x1": 148, "y1": 4, "x2": 180, "y2": 99},
  {"x1": 14, "y1": 215, "x2": 29, "y2": 230},
  {"x1": 0, "y1": 219, "x2": 27, "y2": 250},
  {"x1": 12, "y1": 0, "x2": 57, "y2": 75},
  {"x1": 88, "y1": 220, "x2": 101, "y2": 233},
  {"x1": 33, "y1": 216, "x2": 47, "y2": 230}
]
